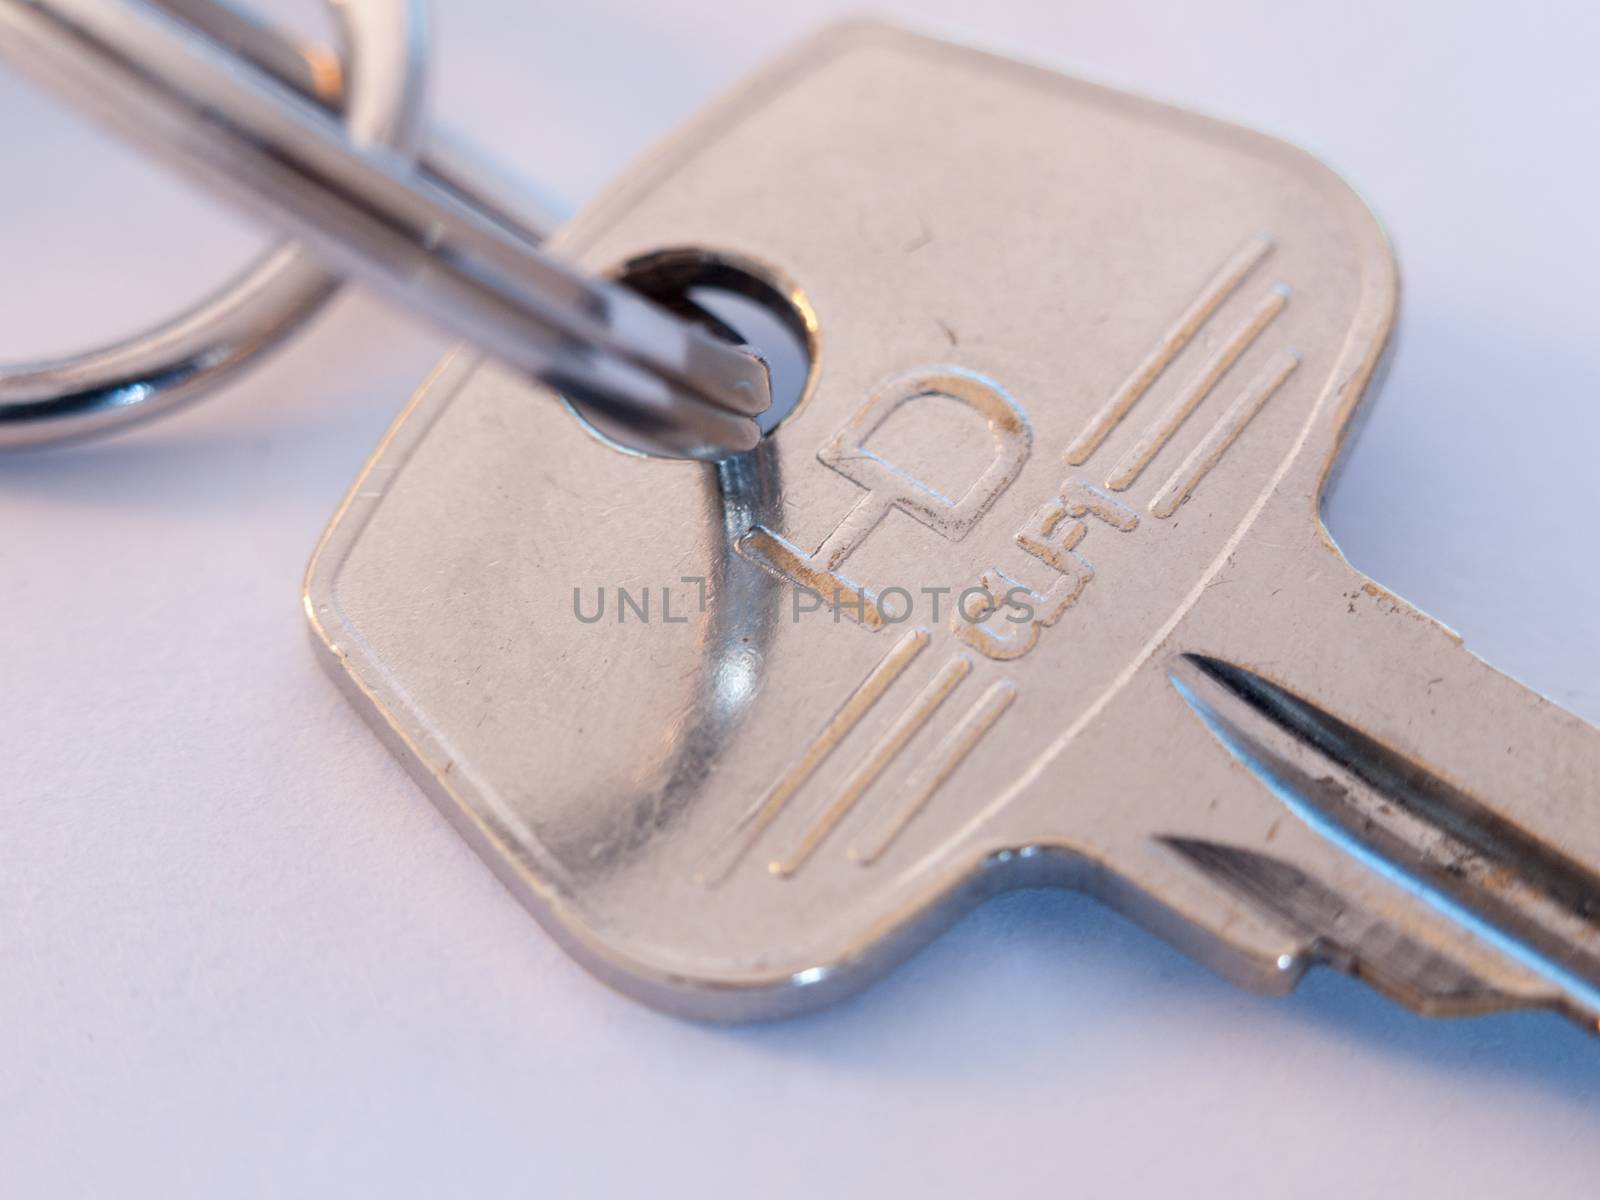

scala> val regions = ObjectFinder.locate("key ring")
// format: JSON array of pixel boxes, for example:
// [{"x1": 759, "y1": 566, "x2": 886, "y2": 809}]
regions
[
  {"x1": 0, "y1": 0, "x2": 772, "y2": 461},
  {"x1": 0, "y1": 0, "x2": 428, "y2": 448}
]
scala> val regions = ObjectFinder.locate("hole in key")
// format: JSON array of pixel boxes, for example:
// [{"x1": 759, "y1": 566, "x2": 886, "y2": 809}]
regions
[{"x1": 571, "y1": 248, "x2": 818, "y2": 456}]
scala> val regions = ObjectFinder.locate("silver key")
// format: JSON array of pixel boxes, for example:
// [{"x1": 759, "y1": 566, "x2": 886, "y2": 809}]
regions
[{"x1": 306, "y1": 21, "x2": 1600, "y2": 1029}]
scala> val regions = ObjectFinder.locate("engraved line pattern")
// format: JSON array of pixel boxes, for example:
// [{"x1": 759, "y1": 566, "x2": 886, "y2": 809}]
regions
[
  {"x1": 770, "y1": 655, "x2": 974, "y2": 877},
  {"x1": 693, "y1": 628, "x2": 930, "y2": 885},
  {"x1": 1106, "y1": 285, "x2": 1290, "y2": 491},
  {"x1": 1149, "y1": 349, "x2": 1301, "y2": 518},
  {"x1": 814, "y1": 493, "x2": 894, "y2": 571},
  {"x1": 738, "y1": 527, "x2": 887, "y2": 629},
  {"x1": 1063, "y1": 234, "x2": 1274, "y2": 466},
  {"x1": 896, "y1": 262, "x2": 1322, "y2": 883},
  {"x1": 713, "y1": 230, "x2": 1301, "y2": 882},
  {"x1": 850, "y1": 680, "x2": 1018, "y2": 866}
]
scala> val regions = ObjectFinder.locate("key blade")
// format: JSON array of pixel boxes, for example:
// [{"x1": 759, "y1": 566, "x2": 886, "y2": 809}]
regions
[
  {"x1": 1167, "y1": 653, "x2": 1600, "y2": 1026},
  {"x1": 1160, "y1": 837, "x2": 1520, "y2": 1018}
]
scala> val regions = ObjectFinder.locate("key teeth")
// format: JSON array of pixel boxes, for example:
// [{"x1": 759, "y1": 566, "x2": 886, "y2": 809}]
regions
[{"x1": 1159, "y1": 836, "x2": 1519, "y2": 1018}]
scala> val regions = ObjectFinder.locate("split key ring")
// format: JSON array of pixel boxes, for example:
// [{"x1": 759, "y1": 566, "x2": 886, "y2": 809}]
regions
[
  {"x1": 0, "y1": 0, "x2": 772, "y2": 460},
  {"x1": 0, "y1": 0, "x2": 430, "y2": 449}
]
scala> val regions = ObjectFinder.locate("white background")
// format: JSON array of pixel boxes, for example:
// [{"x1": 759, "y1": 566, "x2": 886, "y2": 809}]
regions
[{"x1": 3, "y1": 2, "x2": 1599, "y2": 1196}]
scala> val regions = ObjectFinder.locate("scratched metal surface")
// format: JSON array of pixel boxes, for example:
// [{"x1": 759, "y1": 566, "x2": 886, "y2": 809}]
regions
[{"x1": 4, "y1": 2, "x2": 1600, "y2": 1197}]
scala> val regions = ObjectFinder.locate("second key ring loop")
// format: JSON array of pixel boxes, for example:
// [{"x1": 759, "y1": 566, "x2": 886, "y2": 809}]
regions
[{"x1": 0, "y1": 0, "x2": 428, "y2": 448}]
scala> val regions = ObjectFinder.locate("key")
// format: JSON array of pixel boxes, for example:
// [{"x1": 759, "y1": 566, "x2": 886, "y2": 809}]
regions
[{"x1": 305, "y1": 21, "x2": 1600, "y2": 1028}]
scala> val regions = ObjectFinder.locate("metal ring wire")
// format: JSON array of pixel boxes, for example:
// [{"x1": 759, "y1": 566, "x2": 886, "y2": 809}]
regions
[{"x1": 0, "y1": 0, "x2": 429, "y2": 448}]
